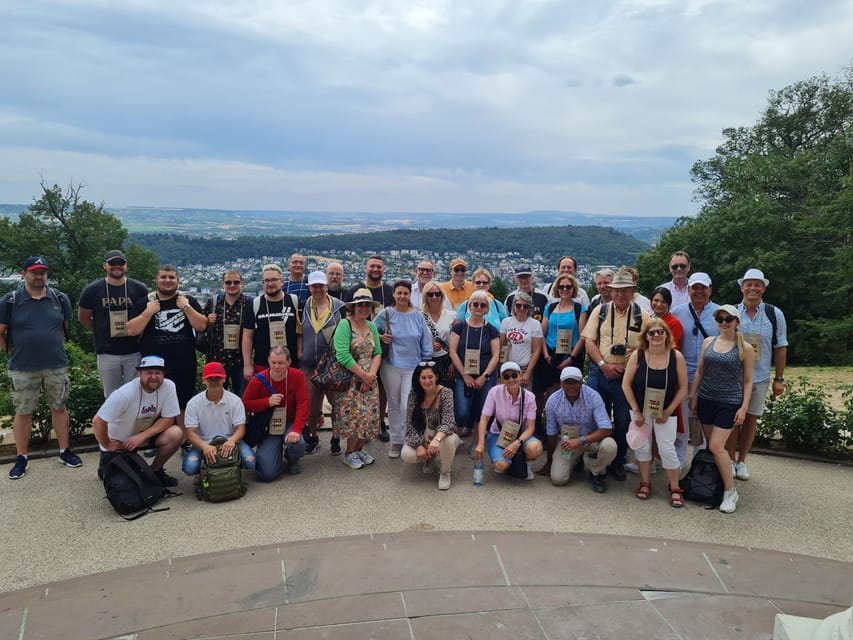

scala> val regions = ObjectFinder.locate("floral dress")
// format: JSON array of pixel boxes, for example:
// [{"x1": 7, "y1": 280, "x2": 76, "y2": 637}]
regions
[{"x1": 333, "y1": 329, "x2": 380, "y2": 439}]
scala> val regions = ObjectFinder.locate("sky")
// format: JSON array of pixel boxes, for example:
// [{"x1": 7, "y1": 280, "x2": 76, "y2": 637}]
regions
[{"x1": 0, "y1": 1, "x2": 851, "y2": 217}]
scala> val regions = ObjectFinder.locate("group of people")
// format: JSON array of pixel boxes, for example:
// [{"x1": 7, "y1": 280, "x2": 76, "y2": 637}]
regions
[{"x1": 1, "y1": 248, "x2": 787, "y2": 514}]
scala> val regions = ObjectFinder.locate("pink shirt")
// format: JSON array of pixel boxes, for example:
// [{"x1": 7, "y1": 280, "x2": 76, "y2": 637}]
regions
[{"x1": 481, "y1": 385, "x2": 537, "y2": 434}]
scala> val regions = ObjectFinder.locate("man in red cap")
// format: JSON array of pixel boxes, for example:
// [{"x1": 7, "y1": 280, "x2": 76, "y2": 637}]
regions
[
  {"x1": 182, "y1": 361, "x2": 255, "y2": 477},
  {"x1": 0, "y1": 256, "x2": 79, "y2": 480}
]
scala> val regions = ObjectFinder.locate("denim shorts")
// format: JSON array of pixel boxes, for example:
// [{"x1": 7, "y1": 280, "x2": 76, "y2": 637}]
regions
[
  {"x1": 486, "y1": 431, "x2": 541, "y2": 463},
  {"x1": 696, "y1": 396, "x2": 739, "y2": 430}
]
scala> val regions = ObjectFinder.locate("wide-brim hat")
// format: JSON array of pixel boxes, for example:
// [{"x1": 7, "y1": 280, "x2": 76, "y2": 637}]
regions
[
  {"x1": 737, "y1": 268, "x2": 769, "y2": 286},
  {"x1": 608, "y1": 271, "x2": 635, "y2": 288},
  {"x1": 345, "y1": 288, "x2": 382, "y2": 313}
]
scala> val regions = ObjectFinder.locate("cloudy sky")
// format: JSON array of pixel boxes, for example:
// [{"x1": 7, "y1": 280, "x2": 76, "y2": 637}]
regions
[{"x1": 1, "y1": 1, "x2": 851, "y2": 216}]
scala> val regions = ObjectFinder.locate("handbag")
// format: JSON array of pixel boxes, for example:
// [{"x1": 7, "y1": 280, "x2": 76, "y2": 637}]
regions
[
  {"x1": 311, "y1": 319, "x2": 353, "y2": 392},
  {"x1": 244, "y1": 373, "x2": 276, "y2": 447}
]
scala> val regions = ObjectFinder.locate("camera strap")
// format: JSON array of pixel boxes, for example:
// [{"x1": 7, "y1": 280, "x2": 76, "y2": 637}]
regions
[
  {"x1": 608, "y1": 301, "x2": 638, "y2": 346},
  {"x1": 688, "y1": 305, "x2": 708, "y2": 339}
]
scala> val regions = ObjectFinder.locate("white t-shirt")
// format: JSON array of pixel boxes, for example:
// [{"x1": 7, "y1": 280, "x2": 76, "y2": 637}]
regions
[
  {"x1": 184, "y1": 389, "x2": 247, "y2": 442},
  {"x1": 97, "y1": 378, "x2": 181, "y2": 448},
  {"x1": 499, "y1": 316, "x2": 543, "y2": 368}
]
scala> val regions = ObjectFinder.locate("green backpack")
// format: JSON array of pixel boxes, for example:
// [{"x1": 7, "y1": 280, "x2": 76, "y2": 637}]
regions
[{"x1": 195, "y1": 436, "x2": 248, "y2": 503}]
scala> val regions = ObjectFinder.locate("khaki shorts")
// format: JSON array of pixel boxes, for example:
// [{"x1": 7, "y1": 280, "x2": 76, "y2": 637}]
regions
[
  {"x1": 9, "y1": 368, "x2": 69, "y2": 414},
  {"x1": 747, "y1": 380, "x2": 770, "y2": 416}
]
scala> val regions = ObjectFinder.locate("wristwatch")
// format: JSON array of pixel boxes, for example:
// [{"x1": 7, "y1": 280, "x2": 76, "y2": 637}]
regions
[
  {"x1": 597, "y1": 359, "x2": 605, "y2": 367},
  {"x1": 774, "y1": 377, "x2": 785, "y2": 382}
]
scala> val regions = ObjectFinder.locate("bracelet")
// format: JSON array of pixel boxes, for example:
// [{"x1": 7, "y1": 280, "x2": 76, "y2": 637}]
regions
[{"x1": 580, "y1": 435, "x2": 588, "y2": 446}]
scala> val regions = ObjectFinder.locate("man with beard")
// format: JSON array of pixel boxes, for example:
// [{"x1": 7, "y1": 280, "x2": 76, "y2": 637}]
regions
[
  {"x1": 326, "y1": 262, "x2": 345, "y2": 300},
  {"x1": 78, "y1": 249, "x2": 149, "y2": 397},
  {"x1": 127, "y1": 265, "x2": 207, "y2": 419},
  {"x1": 92, "y1": 355, "x2": 184, "y2": 486}
]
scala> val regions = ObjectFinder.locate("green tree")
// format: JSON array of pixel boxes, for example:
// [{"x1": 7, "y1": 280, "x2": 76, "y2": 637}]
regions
[
  {"x1": 637, "y1": 68, "x2": 853, "y2": 364},
  {"x1": 0, "y1": 180, "x2": 160, "y2": 350}
]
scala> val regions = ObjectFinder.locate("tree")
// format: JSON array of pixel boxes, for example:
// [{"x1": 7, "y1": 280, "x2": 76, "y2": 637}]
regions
[
  {"x1": 0, "y1": 180, "x2": 160, "y2": 350},
  {"x1": 637, "y1": 67, "x2": 853, "y2": 364}
]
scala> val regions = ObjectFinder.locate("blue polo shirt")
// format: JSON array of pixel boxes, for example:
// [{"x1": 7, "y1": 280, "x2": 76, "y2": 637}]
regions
[{"x1": 0, "y1": 287, "x2": 71, "y2": 370}]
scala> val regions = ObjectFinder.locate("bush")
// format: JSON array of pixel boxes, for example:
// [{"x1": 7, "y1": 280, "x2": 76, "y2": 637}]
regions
[
  {"x1": 0, "y1": 344, "x2": 103, "y2": 444},
  {"x1": 757, "y1": 377, "x2": 852, "y2": 454}
]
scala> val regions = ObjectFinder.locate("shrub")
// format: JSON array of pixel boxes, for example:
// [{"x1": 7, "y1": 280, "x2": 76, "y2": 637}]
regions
[
  {"x1": 0, "y1": 344, "x2": 103, "y2": 444},
  {"x1": 757, "y1": 377, "x2": 851, "y2": 453}
]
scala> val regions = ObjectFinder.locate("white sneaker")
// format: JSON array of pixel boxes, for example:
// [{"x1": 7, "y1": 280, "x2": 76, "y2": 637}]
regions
[
  {"x1": 388, "y1": 443, "x2": 402, "y2": 458},
  {"x1": 438, "y1": 472, "x2": 451, "y2": 490},
  {"x1": 344, "y1": 453, "x2": 364, "y2": 470},
  {"x1": 719, "y1": 488, "x2": 738, "y2": 514},
  {"x1": 734, "y1": 461, "x2": 750, "y2": 480}
]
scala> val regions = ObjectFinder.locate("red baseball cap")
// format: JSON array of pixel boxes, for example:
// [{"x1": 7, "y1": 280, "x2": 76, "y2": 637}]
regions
[{"x1": 202, "y1": 362, "x2": 227, "y2": 379}]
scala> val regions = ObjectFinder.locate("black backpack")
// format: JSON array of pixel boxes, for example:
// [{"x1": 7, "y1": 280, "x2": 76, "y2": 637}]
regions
[
  {"x1": 102, "y1": 451, "x2": 172, "y2": 520},
  {"x1": 680, "y1": 449, "x2": 724, "y2": 507},
  {"x1": 195, "y1": 436, "x2": 247, "y2": 503}
]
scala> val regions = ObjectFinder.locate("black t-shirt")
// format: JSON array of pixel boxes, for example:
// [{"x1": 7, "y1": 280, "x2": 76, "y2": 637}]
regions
[
  {"x1": 79, "y1": 278, "x2": 148, "y2": 354},
  {"x1": 241, "y1": 294, "x2": 300, "y2": 366},
  {"x1": 343, "y1": 283, "x2": 394, "y2": 307},
  {"x1": 505, "y1": 290, "x2": 550, "y2": 322},
  {"x1": 451, "y1": 321, "x2": 500, "y2": 376},
  {"x1": 130, "y1": 294, "x2": 202, "y2": 370}
]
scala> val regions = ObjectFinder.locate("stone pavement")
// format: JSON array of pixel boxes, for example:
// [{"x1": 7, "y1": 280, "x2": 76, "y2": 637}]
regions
[{"x1": 1, "y1": 438, "x2": 851, "y2": 639}]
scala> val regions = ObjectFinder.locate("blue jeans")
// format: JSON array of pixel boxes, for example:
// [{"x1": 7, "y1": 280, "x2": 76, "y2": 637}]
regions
[
  {"x1": 587, "y1": 368, "x2": 630, "y2": 464},
  {"x1": 181, "y1": 440, "x2": 256, "y2": 475},
  {"x1": 255, "y1": 423, "x2": 305, "y2": 482},
  {"x1": 454, "y1": 374, "x2": 497, "y2": 430}
]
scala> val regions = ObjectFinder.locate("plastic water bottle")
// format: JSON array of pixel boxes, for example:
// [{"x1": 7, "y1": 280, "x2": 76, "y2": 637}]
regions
[
  {"x1": 561, "y1": 435, "x2": 573, "y2": 461},
  {"x1": 473, "y1": 460, "x2": 484, "y2": 487}
]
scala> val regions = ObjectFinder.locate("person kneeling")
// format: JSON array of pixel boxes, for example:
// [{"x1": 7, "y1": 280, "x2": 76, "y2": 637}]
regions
[
  {"x1": 182, "y1": 362, "x2": 256, "y2": 479},
  {"x1": 401, "y1": 361, "x2": 460, "y2": 490},
  {"x1": 474, "y1": 362, "x2": 543, "y2": 480},
  {"x1": 544, "y1": 367, "x2": 617, "y2": 494}
]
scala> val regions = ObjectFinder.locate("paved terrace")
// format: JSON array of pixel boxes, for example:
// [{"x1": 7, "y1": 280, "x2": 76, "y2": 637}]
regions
[{"x1": 1, "y1": 439, "x2": 851, "y2": 639}]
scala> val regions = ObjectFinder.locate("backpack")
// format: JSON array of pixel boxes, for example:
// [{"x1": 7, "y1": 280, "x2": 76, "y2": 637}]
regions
[
  {"x1": 244, "y1": 373, "x2": 277, "y2": 447},
  {"x1": 679, "y1": 449, "x2": 724, "y2": 507},
  {"x1": 764, "y1": 303, "x2": 778, "y2": 348},
  {"x1": 195, "y1": 436, "x2": 247, "y2": 503},
  {"x1": 101, "y1": 451, "x2": 172, "y2": 520}
]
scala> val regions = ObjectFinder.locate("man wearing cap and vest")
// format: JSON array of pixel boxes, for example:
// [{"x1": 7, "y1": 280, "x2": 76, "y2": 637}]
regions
[
  {"x1": 440, "y1": 258, "x2": 475, "y2": 311},
  {"x1": 582, "y1": 270, "x2": 650, "y2": 481},
  {"x1": 543, "y1": 366, "x2": 617, "y2": 493},
  {"x1": 1, "y1": 256, "x2": 79, "y2": 480},
  {"x1": 671, "y1": 272, "x2": 720, "y2": 463},
  {"x1": 92, "y1": 355, "x2": 184, "y2": 486},
  {"x1": 505, "y1": 263, "x2": 549, "y2": 321},
  {"x1": 78, "y1": 249, "x2": 149, "y2": 398},
  {"x1": 182, "y1": 361, "x2": 255, "y2": 477},
  {"x1": 728, "y1": 268, "x2": 788, "y2": 481}
]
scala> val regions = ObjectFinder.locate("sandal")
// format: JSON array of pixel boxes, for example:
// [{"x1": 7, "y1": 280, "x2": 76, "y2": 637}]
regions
[
  {"x1": 635, "y1": 481, "x2": 651, "y2": 500},
  {"x1": 669, "y1": 487, "x2": 684, "y2": 508}
]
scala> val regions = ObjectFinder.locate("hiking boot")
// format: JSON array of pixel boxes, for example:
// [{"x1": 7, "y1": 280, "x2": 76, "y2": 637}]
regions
[
  {"x1": 608, "y1": 462, "x2": 626, "y2": 481},
  {"x1": 58, "y1": 449, "x2": 83, "y2": 468},
  {"x1": 438, "y1": 472, "x2": 451, "y2": 490},
  {"x1": 155, "y1": 468, "x2": 179, "y2": 487},
  {"x1": 344, "y1": 452, "x2": 364, "y2": 469},
  {"x1": 330, "y1": 437, "x2": 342, "y2": 456},
  {"x1": 378, "y1": 426, "x2": 390, "y2": 442},
  {"x1": 356, "y1": 450, "x2": 375, "y2": 465},
  {"x1": 304, "y1": 435, "x2": 320, "y2": 455},
  {"x1": 287, "y1": 461, "x2": 301, "y2": 475},
  {"x1": 388, "y1": 443, "x2": 402, "y2": 458},
  {"x1": 720, "y1": 488, "x2": 738, "y2": 513},
  {"x1": 735, "y1": 461, "x2": 750, "y2": 480},
  {"x1": 590, "y1": 472, "x2": 607, "y2": 494},
  {"x1": 8, "y1": 455, "x2": 28, "y2": 480}
]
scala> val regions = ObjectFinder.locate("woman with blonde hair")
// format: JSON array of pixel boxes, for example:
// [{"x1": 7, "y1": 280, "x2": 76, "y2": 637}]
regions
[
  {"x1": 420, "y1": 280, "x2": 456, "y2": 386},
  {"x1": 622, "y1": 318, "x2": 688, "y2": 507},
  {"x1": 455, "y1": 268, "x2": 507, "y2": 329},
  {"x1": 688, "y1": 305, "x2": 755, "y2": 514}
]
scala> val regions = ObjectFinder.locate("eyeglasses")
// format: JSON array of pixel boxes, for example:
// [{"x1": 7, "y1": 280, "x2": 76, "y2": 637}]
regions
[
  {"x1": 716, "y1": 315, "x2": 737, "y2": 324},
  {"x1": 514, "y1": 303, "x2": 530, "y2": 309},
  {"x1": 647, "y1": 329, "x2": 666, "y2": 337},
  {"x1": 426, "y1": 291, "x2": 442, "y2": 298},
  {"x1": 107, "y1": 260, "x2": 127, "y2": 266},
  {"x1": 501, "y1": 372, "x2": 519, "y2": 381},
  {"x1": 417, "y1": 267, "x2": 434, "y2": 273},
  {"x1": 224, "y1": 280, "x2": 241, "y2": 285},
  {"x1": 470, "y1": 301, "x2": 488, "y2": 309},
  {"x1": 263, "y1": 278, "x2": 281, "y2": 283},
  {"x1": 557, "y1": 285, "x2": 573, "y2": 291},
  {"x1": 453, "y1": 266, "x2": 467, "y2": 273},
  {"x1": 670, "y1": 263, "x2": 689, "y2": 270},
  {"x1": 473, "y1": 280, "x2": 489, "y2": 286},
  {"x1": 418, "y1": 361, "x2": 437, "y2": 367}
]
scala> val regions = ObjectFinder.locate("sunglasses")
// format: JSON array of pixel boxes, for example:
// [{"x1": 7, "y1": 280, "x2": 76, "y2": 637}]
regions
[
  {"x1": 426, "y1": 291, "x2": 442, "y2": 298},
  {"x1": 473, "y1": 280, "x2": 489, "y2": 286},
  {"x1": 647, "y1": 329, "x2": 666, "y2": 337},
  {"x1": 107, "y1": 260, "x2": 127, "y2": 266},
  {"x1": 501, "y1": 372, "x2": 519, "y2": 381},
  {"x1": 716, "y1": 315, "x2": 737, "y2": 324},
  {"x1": 418, "y1": 360, "x2": 437, "y2": 367},
  {"x1": 514, "y1": 303, "x2": 530, "y2": 309},
  {"x1": 453, "y1": 266, "x2": 467, "y2": 273},
  {"x1": 470, "y1": 301, "x2": 488, "y2": 309},
  {"x1": 224, "y1": 280, "x2": 241, "y2": 285},
  {"x1": 670, "y1": 263, "x2": 689, "y2": 270},
  {"x1": 557, "y1": 284, "x2": 573, "y2": 291}
]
